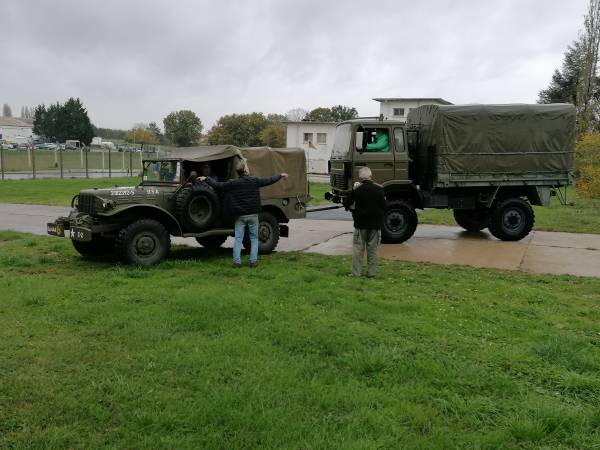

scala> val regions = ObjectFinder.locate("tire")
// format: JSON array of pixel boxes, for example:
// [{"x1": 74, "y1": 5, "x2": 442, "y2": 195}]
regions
[
  {"x1": 488, "y1": 198, "x2": 535, "y2": 241},
  {"x1": 196, "y1": 235, "x2": 228, "y2": 249},
  {"x1": 175, "y1": 185, "x2": 221, "y2": 232},
  {"x1": 115, "y1": 219, "x2": 170, "y2": 265},
  {"x1": 72, "y1": 235, "x2": 114, "y2": 257},
  {"x1": 381, "y1": 200, "x2": 418, "y2": 243},
  {"x1": 242, "y1": 212, "x2": 280, "y2": 254},
  {"x1": 453, "y1": 209, "x2": 489, "y2": 232}
]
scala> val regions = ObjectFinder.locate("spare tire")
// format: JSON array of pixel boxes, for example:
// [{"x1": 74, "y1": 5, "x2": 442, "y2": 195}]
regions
[{"x1": 175, "y1": 185, "x2": 221, "y2": 232}]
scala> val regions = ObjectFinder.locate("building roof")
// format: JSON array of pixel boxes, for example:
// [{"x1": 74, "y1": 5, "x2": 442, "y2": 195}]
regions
[
  {"x1": 372, "y1": 97, "x2": 453, "y2": 105},
  {"x1": 0, "y1": 116, "x2": 34, "y2": 127}
]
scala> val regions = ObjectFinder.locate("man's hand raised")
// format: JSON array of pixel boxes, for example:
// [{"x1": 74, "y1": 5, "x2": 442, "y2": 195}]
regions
[
  {"x1": 197, "y1": 176, "x2": 206, "y2": 182},
  {"x1": 281, "y1": 173, "x2": 289, "y2": 179}
]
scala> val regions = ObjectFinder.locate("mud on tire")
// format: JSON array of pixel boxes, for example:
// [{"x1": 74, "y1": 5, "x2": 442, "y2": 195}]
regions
[
  {"x1": 115, "y1": 219, "x2": 170, "y2": 265},
  {"x1": 175, "y1": 185, "x2": 221, "y2": 232}
]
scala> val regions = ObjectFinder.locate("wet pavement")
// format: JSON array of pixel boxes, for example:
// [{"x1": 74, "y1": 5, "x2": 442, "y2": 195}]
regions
[{"x1": 1, "y1": 203, "x2": 599, "y2": 278}]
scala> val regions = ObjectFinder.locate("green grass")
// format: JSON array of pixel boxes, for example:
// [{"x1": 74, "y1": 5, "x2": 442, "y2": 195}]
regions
[
  {"x1": 0, "y1": 177, "x2": 138, "y2": 206},
  {"x1": 1, "y1": 231, "x2": 600, "y2": 449}
]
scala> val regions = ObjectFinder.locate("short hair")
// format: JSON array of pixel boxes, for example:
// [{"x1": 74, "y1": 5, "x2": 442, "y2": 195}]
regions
[
  {"x1": 358, "y1": 166, "x2": 372, "y2": 180},
  {"x1": 236, "y1": 163, "x2": 248, "y2": 176}
]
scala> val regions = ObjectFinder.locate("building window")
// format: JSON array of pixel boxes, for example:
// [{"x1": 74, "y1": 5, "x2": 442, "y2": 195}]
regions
[
  {"x1": 303, "y1": 132, "x2": 313, "y2": 143},
  {"x1": 316, "y1": 133, "x2": 327, "y2": 144},
  {"x1": 393, "y1": 108, "x2": 405, "y2": 117}
]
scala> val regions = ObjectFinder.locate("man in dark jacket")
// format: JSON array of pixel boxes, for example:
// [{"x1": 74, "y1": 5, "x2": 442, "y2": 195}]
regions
[
  {"x1": 346, "y1": 166, "x2": 386, "y2": 277},
  {"x1": 200, "y1": 163, "x2": 287, "y2": 268}
]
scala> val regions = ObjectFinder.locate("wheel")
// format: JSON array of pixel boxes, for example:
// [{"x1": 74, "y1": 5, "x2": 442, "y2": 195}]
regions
[
  {"x1": 488, "y1": 198, "x2": 535, "y2": 241},
  {"x1": 453, "y1": 209, "x2": 488, "y2": 232},
  {"x1": 175, "y1": 185, "x2": 221, "y2": 232},
  {"x1": 72, "y1": 235, "x2": 114, "y2": 257},
  {"x1": 242, "y1": 212, "x2": 280, "y2": 254},
  {"x1": 195, "y1": 235, "x2": 228, "y2": 249},
  {"x1": 381, "y1": 200, "x2": 418, "y2": 243},
  {"x1": 115, "y1": 219, "x2": 170, "y2": 265}
]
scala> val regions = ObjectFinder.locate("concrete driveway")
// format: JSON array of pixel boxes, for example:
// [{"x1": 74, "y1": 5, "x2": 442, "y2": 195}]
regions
[{"x1": 1, "y1": 203, "x2": 599, "y2": 278}]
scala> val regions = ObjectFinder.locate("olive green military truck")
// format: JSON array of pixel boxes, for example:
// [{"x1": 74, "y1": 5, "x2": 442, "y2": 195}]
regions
[
  {"x1": 47, "y1": 145, "x2": 308, "y2": 265},
  {"x1": 325, "y1": 104, "x2": 575, "y2": 242}
]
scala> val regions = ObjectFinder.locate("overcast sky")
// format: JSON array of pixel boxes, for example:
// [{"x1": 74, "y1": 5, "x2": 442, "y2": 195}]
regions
[{"x1": 1, "y1": 0, "x2": 589, "y2": 130}]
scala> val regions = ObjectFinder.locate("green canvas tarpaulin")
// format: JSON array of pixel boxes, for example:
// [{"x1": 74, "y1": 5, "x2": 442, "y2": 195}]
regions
[
  {"x1": 164, "y1": 145, "x2": 307, "y2": 198},
  {"x1": 407, "y1": 104, "x2": 576, "y2": 176}
]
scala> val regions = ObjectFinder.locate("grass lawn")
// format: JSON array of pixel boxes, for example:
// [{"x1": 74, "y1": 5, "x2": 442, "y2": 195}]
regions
[{"x1": 1, "y1": 231, "x2": 600, "y2": 448}]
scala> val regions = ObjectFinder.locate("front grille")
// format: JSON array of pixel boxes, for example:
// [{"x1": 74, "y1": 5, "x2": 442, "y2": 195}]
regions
[
  {"x1": 330, "y1": 173, "x2": 348, "y2": 190},
  {"x1": 77, "y1": 193, "x2": 97, "y2": 214}
]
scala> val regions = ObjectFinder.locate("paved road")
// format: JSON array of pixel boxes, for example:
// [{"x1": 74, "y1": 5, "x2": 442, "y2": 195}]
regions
[{"x1": 1, "y1": 202, "x2": 599, "y2": 278}]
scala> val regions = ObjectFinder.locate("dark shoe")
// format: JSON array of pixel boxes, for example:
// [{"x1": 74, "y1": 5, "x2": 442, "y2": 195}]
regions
[
  {"x1": 249, "y1": 262, "x2": 258, "y2": 268},
  {"x1": 232, "y1": 263, "x2": 241, "y2": 268}
]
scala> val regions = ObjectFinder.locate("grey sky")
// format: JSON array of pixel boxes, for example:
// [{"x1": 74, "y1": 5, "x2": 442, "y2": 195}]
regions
[{"x1": 1, "y1": 0, "x2": 588, "y2": 130}]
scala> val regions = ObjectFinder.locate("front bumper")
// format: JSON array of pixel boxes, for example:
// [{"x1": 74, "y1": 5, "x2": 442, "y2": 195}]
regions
[{"x1": 47, "y1": 210, "x2": 95, "y2": 242}]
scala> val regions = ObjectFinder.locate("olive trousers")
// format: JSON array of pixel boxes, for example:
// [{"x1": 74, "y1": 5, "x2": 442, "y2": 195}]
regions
[{"x1": 352, "y1": 228, "x2": 381, "y2": 277}]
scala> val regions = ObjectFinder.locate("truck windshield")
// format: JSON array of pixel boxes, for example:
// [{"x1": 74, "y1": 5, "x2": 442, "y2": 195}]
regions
[
  {"x1": 143, "y1": 160, "x2": 181, "y2": 183},
  {"x1": 331, "y1": 124, "x2": 352, "y2": 159}
]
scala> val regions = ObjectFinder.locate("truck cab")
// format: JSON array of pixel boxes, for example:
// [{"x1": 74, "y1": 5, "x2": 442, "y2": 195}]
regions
[{"x1": 328, "y1": 119, "x2": 410, "y2": 197}]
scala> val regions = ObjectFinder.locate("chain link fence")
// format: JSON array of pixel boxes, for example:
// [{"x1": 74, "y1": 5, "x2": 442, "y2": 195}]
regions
[{"x1": 0, "y1": 146, "x2": 170, "y2": 180}]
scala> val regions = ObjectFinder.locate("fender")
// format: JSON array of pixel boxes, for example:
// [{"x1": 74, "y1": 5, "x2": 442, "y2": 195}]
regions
[
  {"x1": 381, "y1": 181, "x2": 423, "y2": 208},
  {"x1": 99, "y1": 204, "x2": 183, "y2": 236}
]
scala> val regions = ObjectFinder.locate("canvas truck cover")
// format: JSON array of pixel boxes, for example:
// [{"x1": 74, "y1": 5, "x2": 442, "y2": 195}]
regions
[
  {"x1": 240, "y1": 147, "x2": 308, "y2": 199},
  {"x1": 406, "y1": 104, "x2": 575, "y2": 178},
  {"x1": 166, "y1": 145, "x2": 307, "y2": 198}
]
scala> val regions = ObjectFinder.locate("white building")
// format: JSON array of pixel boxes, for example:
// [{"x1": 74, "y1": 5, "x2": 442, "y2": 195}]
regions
[
  {"x1": 374, "y1": 98, "x2": 453, "y2": 121},
  {"x1": 285, "y1": 121, "x2": 337, "y2": 174},
  {"x1": 0, "y1": 117, "x2": 34, "y2": 143}
]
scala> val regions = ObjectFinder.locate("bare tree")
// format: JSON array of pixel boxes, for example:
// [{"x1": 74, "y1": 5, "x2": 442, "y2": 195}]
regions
[
  {"x1": 577, "y1": 0, "x2": 600, "y2": 133},
  {"x1": 3, "y1": 103, "x2": 12, "y2": 117},
  {"x1": 285, "y1": 108, "x2": 308, "y2": 122}
]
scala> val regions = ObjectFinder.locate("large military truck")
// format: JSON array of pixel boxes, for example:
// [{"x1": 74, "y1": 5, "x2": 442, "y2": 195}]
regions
[
  {"x1": 325, "y1": 104, "x2": 575, "y2": 242},
  {"x1": 47, "y1": 145, "x2": 308, "y2": 264}
]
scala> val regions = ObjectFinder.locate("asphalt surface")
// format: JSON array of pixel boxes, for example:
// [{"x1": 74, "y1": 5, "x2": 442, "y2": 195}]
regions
[{"x1": 1, "y1": 202, "x2": 599, "y2": 278}]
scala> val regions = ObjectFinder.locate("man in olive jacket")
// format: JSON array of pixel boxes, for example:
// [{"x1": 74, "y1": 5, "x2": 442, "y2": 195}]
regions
[
  {"x1": 346, "y1": 166, "x2": 387, "y2": 277},
  {"x1": 200, "y1": 164, "x2": 287, "y2": 268}
]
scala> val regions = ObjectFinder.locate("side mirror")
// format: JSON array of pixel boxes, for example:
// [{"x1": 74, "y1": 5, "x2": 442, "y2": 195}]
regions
[{"x1": 355, "y1": 131, "x2": 363, "y2": 151}]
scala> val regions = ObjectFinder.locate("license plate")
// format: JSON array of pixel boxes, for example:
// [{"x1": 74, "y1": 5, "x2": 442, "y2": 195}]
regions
[
  {"x1": 47, "y1": 222, "x2": 64, "y2": 237},
  {"x1": 70, "y1": 226, "x2": 92, "y2": 242}
]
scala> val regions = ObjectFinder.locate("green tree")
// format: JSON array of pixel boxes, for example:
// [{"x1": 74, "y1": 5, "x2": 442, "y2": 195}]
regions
[
  {"x1": 303, "y1": 105, "x2": 358, "y2": 122},
  {"x1": 330, "y1": 105, "x2": 358, "y2": 121},
  {"x1": 126, "y1": 125, "x2": 159, "y2": 145},
  {"x1": 303, "y1": 107, "x2": 334, "y2": 122},
  {"x1": 32, "y1": 98, "x2": 94, "y2": 144},
  {"x1": 95, "y1": 127, "x2": 128, "y2": 141},
  {"x1": 260, "y1": 122, "x2": 286, "y2": 147},
  {"x1": 207, "y1": 112, "x2": 270, "y2": 146},
  {"x1": 539, "y1": 0, "x2": 600, "y2": 133},
  {"x1": 163, "y1": 110, "x2": 203, "y2": 147},
  {"x1": 148, "y1": 121, "x2": 164, "y2": 143}
]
